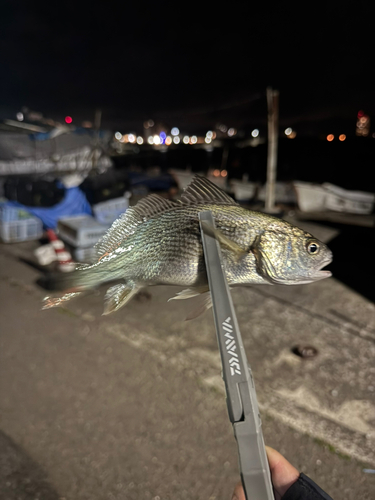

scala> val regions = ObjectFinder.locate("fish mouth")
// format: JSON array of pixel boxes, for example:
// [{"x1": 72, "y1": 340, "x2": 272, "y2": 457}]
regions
[
  {"x1": 296, "y1": 256, "x2": 333, "y2": 283},
  {"x1": 262, "y1": 255, "x2": 333, "y2": 285}
]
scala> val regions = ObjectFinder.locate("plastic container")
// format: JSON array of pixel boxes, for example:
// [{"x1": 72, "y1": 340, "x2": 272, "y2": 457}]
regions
[
  {"x1": 0, "y1": 216, "x2": 43, "y2": 243},
  {"x1": 92, "y1": 195, "x2": 130, "y2": 225},
  {"x1": 0, "y1": 205, "x2": 31, "y2": 222},
  {"x1": 57, "y1": 215, "x2": 108, "y2": 248},
  {"x1": 73, "y1": 246, "x2": 96, "y2": 263}
]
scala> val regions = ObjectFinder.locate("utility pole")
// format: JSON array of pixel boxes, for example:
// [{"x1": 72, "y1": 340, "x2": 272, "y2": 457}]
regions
[
  {"x1": 92, "y1": 109, "x2": 102, "y2": 173},
  {"x1": 265, "y1": 87, "x2": 279, "y2": 213}
]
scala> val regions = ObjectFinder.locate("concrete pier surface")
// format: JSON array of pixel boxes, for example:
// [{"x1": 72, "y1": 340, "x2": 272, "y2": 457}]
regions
[{"x1": 0, "y1": 238, "x2": 374, "y2": 500}]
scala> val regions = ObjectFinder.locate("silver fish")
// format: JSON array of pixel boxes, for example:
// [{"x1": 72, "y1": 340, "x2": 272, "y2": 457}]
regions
[{"x1": 43, "y1": 176, "x2": 332, "y2": 317}]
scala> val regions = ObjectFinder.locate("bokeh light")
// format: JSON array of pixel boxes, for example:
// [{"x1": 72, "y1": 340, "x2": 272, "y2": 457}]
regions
[{"x1": 327, "y1": 134, "x2": 334, "y2": 141}]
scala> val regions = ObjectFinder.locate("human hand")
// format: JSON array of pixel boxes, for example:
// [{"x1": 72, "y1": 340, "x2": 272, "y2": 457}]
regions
[{"x1": 231, "y1": 446, "x2": 299, "y2": 500}]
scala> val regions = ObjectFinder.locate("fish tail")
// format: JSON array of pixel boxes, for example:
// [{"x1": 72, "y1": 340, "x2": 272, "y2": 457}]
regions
[{"x1": 41, "y1": 264, "x2": 107, "y2": 310}]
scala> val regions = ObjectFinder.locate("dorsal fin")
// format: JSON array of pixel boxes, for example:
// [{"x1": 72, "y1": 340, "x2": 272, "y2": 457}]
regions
[
  {"x1": 133, "y1": 194, "x2": 180, "y2": 218},
  {"x1": 94, "y1": 176, "x2": 236, "y2": 258},
  {"x1": 180, "y1": 175, "x2": 237, "y2": 205},
  {"x1": 93, "y1": 195, "x2": 180, "y2": 257}
]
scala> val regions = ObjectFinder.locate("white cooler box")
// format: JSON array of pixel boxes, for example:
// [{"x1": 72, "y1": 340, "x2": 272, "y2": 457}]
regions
[{"x1": 57, "y1": 215, "x2": 108, "y2": 248}]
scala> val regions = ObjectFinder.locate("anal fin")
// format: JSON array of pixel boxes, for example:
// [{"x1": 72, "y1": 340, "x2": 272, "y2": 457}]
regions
[
  {"x1": 185, "y1": 291, "x2": 213, "y2": 321},
  {"x1": 167, "y1": 285, "x2": 209, "y2": 301},
  {"x1": 103, "y1": 283, "x2": 139, "y2": 315}
]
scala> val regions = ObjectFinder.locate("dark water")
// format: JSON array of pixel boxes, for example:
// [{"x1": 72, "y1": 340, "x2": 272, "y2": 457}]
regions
[
  {"x1": 113, "y1": 136, "x2": 375, "y2": 193},
  {"x1": 321, "y1": 223, "x2": 375, "y2": 303}
]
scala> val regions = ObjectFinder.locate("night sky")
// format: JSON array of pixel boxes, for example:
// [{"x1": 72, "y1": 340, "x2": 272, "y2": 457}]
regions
[{"x1": 1, "y1": 1, "x2": 373, "y2": 132}]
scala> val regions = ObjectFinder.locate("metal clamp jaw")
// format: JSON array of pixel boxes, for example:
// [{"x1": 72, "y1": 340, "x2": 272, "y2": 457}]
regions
[{"x1": 199, "y1": 211, "x2": 274, "y2": 500}]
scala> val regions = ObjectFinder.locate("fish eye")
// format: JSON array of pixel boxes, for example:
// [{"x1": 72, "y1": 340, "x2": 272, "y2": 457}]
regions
[{"x1": 306, "y1": 240, "x2": 320, "y2": 255}]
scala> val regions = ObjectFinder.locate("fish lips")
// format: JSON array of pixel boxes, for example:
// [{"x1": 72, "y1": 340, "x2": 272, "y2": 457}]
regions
[
  {"x1": 264, "y1": 256, "x2": 333, "y2": 285},
  {"x1": 285, "y1": 256, "x2": 333, "y2": 284}
]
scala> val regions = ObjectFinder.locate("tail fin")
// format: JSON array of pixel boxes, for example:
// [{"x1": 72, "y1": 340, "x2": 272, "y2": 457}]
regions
[
  {"x1": 42, "y1": 291, "x2": 84, "y2": 310},
  {"x1": 39, "y1": 270, "x2": 81, "y2": 292},
  {"x1": 40, "y1": 265, "x2": 92, "y2": 310}
]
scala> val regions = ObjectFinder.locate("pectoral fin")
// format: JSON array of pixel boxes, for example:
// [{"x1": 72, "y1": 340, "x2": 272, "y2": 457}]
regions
[
  {"x1": 168, "y1": 286, "x2": 209, "y2": 301},
  {"x1": 200, "y1": 221, "x2": 247, "y2": 258},
  {"x1": 167, "y1": 286, "x2": 212, "y2": 320},
  {"x1": 103, "y1": 283, "x2": 139, "y2": 315}
]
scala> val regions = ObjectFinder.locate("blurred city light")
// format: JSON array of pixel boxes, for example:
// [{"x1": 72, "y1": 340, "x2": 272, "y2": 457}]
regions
[
  {"x1": 65, "y1": 116, "x2": 73, "y2": 124},
  {"x1": 136, "y1": 136, "x2": 144, "y2": 144},
  {"x1": 327, "y1": 134, "x2": 334, "y2": 141},
  {"x1": 183, "y1": 136, "x2": 189, "y2": 144},
  {"x1": 205, "y1": 137, "x2": 212, "y2": 144},
  {"x1": 147, "y1": 136, "x2": 154, "y2": 144},
  {"x1": 213, "y1": 169, "x2": 220, "y2": 177},
  {"x1": 128, "y1": 134, "x2": 136, "y2": 143},
  {"x1": 206, "y1": 130, "x2": 213, "y2": 139},
  {"x1": 173, "y1": 136, "x2": 180, "y2": 144},
  {"x1": 228, "y1": 128, "x2": 237, "y2": 137},
  {"x1": 165, "y1": 136, "x2": 172, "y2": 145},
  {"x1": 115, "y1": 132, "x2": 122, "y2": 140},
  {"x1": 339, "y1": 134, "x2": 346, "y2": 141},
  {"x1": 190, "y1": 136, "x2": 197, "y2": 144},
  {"x1": 221, "y1": 169, "x2": 228, "y2": 177},
  {"x1": 288, "y1": 131, "x2": 297, "y2": 139},
  {"x1": 285, "y1": 127, "x2": 292, "y2": 136},
  {"x1": 251, "y1": 129, "x2": 259, "y2": 138},
  {"x1": 16, "y1": 112, "x2": 24, "y2": 121},
  {"x1": 171, "y1": 127, "x2": 179, "y2": 136},
  {"x1": 218, "y1": 124, "x2": 227, "y2": 133},
  {"x1": 356, "y1": 111, "x2": 370, "y2": 136},
  {"x1": 153, "y1": 135, "x2": 161, "y2": 145}
]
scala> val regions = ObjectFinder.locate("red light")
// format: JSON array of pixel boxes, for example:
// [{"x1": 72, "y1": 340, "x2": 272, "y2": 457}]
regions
[
  {"x1": 357, "y1": 110, "x2": 364, "y2": 118},
  {"x1": 65, "y1": 116, "x2": 73, "y2": 124}
]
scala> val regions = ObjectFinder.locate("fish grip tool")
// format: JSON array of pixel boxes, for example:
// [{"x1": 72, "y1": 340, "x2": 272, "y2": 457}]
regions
[{"x1": 199, "y1": 211, "x2": 274, "y2": 500}]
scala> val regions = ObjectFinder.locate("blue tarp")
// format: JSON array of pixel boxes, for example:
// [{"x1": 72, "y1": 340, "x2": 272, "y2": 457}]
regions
[{"x1": 4, "y1": 187, "x2": 92, "y2": 229}]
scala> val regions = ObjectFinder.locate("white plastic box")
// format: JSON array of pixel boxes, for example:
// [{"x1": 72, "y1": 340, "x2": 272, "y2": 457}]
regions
[
  {"x1": 0, "y1": 217, "x2": 43, "y2": 243},
  {"x1": 73, "y1": 246, "x2": 97, "y2": 263},
  {"x1": 92, "y1": 194, "x2": 130, "y2": 225},
  {"x1": 57, "y1": 215, "x2": 108, "y2": 248}
]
